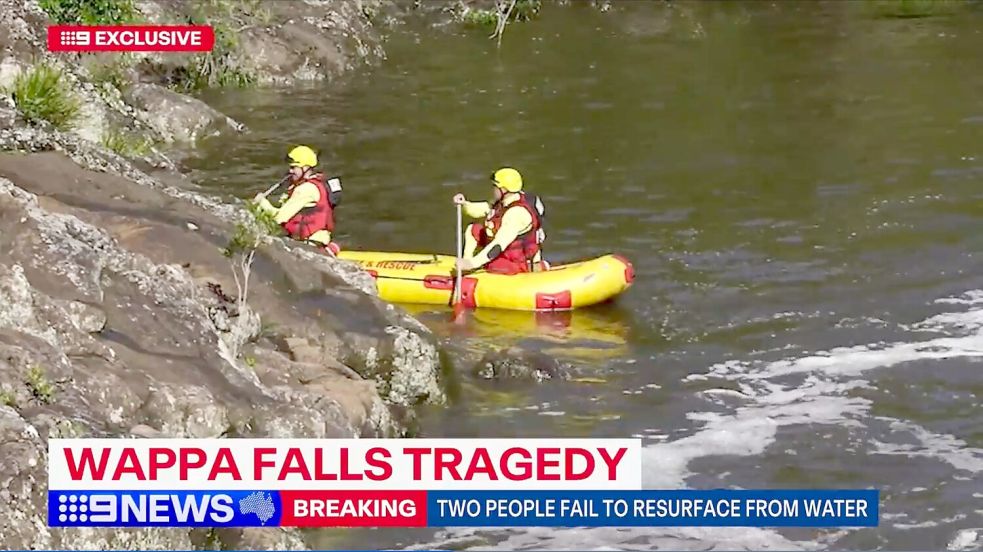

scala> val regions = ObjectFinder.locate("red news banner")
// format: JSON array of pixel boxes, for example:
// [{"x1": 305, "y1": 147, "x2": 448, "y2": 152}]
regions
[{"x1": 47, "y1": 25, "x2": 215, "y2": 52}]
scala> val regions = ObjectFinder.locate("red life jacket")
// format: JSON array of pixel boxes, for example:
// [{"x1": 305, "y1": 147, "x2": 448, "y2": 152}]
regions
[
  {"x1": 281, "y1": 173, "x2": 335, "y2": 240},
  {"x1": 477, "y1": 192, "x2": 545, "y2": 270}
]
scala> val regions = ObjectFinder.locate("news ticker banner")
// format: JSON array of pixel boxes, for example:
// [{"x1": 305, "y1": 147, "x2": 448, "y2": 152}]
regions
[{"x1": 47, "y1": 438, "x2": 878, "y2": 528}]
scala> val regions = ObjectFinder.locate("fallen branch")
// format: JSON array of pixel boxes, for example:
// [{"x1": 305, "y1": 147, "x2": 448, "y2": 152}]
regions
[{"x1": 491, "y1": 0, "x2": 518, "y2": 47}]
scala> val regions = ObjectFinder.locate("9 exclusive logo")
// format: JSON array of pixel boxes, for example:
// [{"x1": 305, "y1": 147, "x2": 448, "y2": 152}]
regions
[{"x1": 47, "y1": 25, "x2": 215, "y2": 52}]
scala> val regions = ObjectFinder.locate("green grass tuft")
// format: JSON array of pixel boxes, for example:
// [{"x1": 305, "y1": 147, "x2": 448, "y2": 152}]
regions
[
  {"x1": 463, "y1": 8, "x2": 499, "y2": 29},
  {"x1": 0, "y1": 390, "x2": 16, "y2": 408},
  {"x1": 25, "y1": 366, "x2": 55, "y2": 404},
  {"x1": 102, "y1": 126, "x2": 152, "y2": 158},
  {"x1": 10, "y1": 64, "x2": 81, "y2": 131},
  {"x1": 39, "y1": 0, "x2": 136, "y2": 24},
  {"x1": 179, "y1": 22, "x2": 255, "y2": 91}
]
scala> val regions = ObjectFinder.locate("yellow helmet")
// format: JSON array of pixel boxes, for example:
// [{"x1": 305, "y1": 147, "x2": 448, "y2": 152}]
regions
[
  {"x1": 286, "y1": 145, "x2": 318, "y2": 168},
  {"x1": 491, "y1": 167, "x2": 522, "y2": 193}
]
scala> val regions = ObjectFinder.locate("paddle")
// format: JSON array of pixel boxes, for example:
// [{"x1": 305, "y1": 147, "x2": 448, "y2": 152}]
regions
[
  {"x1": 255, "y1": 173, "x2": 291, "y2": 201},
  {"x1": 452, "y1": 204, "x2": 466, "y2": 322}
]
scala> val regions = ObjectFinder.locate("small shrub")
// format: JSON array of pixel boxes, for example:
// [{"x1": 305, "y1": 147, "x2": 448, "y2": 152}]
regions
[
  {"x1": 223, "y1": 203, "x2": 281, "y2": 259},
  {"x1": 39, "y1": 0, "x2": 136, "y2": 24},
  {"x1": 221, "y1": 203, "x2": 280, "y2": 359},
  {"x1": 463, "y1": 8, "x2": 499, "y2": 28},
  {"x1": 10, "y1": 64, "x2": 81, "y2": 130},
  {"x1": 179, "y1": 23, "x2": 255, "y2": 91},
  {"x1": 463, "y1": 0, "x2": 542, "y2": 44},
  {"x1": 102, "y1": 127, "x2": 152, "y2": 158},
  {"x1": 25, "y1": 366, "x2": 55, "y2": 404}
]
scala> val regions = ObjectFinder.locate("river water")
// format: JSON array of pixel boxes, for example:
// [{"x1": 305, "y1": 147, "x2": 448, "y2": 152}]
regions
[{"x1": 186, "y1": 2, "x2": 983, "y2": 550}]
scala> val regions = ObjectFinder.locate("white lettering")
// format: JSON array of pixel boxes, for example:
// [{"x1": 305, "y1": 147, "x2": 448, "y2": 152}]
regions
[
  {"x1": 172, "y1": 493, "x2": 208, "y2": 522},
  {"x1": 209, "y1": 495, "x2": 234, "y2": 523},
  {"x1": 149, "y1": 494, "x2": 168, "y2": 522},
  {"x1": 88, "y1": 495, "x2": 117, "y2": 523}
]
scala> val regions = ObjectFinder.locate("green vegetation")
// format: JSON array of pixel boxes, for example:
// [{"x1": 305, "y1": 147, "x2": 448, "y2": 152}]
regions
[
  {"x1": 223, "y1": 202, "x2": 281, "y2": 259},
  {"x1": 0, "y1": 390, "x2": 16, "y2": 408},
  {"x1": 240, "y1": 0, "x2": 274, "y2": 25},
  {"x1": 174, "y1": 0, "x2": 263, "y2": 91},
  {"x1": 10, "y1": 64, "x2": 81, "y2": 131},
  {"x1": 222, "y1": 202, "x2": 280, "y2": 358},
  {"x1": 90, "y1": 56, "x2": 134, "y2": 91},
  {"x1": 463, "y1": 8, "x2": 499, "y2": 29},
  {"x1": 38, "y1": 0, "x2": 136, "y2": 24},
  {"x1": 510, "y1": 0, "x2": 542, "y2": 21},
  {"x1": 25, "y1": 366, "x2": 55, "y2": 404},
  {"x1": 244, "y1": 356, "x2": 257, "y2": 368},
  {"x1": 180, "y1": 22, "x2": 255, "y2": 91},
  {"x1": 461, "y1": 0, "x2": 542, "y2": 45},
  {"x1": 102, "y1": 126, "x2": 153, "y2": 158}
]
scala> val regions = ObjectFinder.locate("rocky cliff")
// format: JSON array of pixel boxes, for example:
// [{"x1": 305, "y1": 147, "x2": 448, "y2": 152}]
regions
[{"x1": 0, "y1": 0, "x2": 450, "y2": 549}]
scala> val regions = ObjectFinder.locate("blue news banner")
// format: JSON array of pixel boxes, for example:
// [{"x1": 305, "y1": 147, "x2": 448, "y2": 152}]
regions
[
  {"x1": 49, "y1": 489, "x2": 877, "y2": 528},
  {"x1": 427, "y1": 490, "x2": 878, "y2": 527}
]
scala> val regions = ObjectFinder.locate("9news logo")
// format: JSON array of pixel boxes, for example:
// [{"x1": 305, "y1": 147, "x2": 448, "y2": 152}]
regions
[
  {"x1": 54, "y1": 493, "x2": 102, "y2": 523},
  {"x1": 57, "y1": 30, "x2": 90, "y2": 47},
  {"x1": 48, "y1": 491, "x2": 245, "y2": 527}
]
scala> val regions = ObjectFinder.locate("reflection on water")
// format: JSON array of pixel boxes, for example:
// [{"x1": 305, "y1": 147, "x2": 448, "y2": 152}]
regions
[{"x1": 406, "y1": 304, "x2": 631, "y2": 360}]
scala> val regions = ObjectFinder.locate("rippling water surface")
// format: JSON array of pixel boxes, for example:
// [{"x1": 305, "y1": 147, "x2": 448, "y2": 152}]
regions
[{"x1": 187, "y1": 2, "x2": 983, "y2": 549}]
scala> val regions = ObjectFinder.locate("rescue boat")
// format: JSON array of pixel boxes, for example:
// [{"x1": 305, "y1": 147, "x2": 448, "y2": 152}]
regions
[{"x1": 336, "y1": 251, "x2": 634, "y2": 311}]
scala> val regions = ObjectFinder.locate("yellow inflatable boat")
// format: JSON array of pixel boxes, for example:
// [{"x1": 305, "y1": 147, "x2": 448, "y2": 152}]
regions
[{"x1": 337, "y1": 251, "x2": 634, "y2": 311}]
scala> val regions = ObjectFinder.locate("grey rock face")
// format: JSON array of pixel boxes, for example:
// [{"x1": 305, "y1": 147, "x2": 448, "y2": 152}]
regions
[
  {"x1": 124, "y1": 83, "x2": 244, "y2": 144},
  {"x1": 0, "y1": 1, "x2": 450, "y2": 549}
]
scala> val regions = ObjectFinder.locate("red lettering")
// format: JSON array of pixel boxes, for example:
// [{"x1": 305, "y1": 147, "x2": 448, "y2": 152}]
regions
[
  {"x1": 279, "y1": 448, "x2": 311, "y2": 480},
  {"x1": 254, "y1": 448, "x2": 276, "y2": 480},
  {"x1": 403, "y1": 447, "x2": 431, "y2": 480},
  {"x1": 598, "y1": 447, "x2": 628, "y2": 479},
  {"x1": 340, "y1": 448, "x2": 362, "y2": 480},
  {"x1": 179, "y1": 448, "x2": 206, "y2": 480},
  {"x1": 365, "y1": 447, "x2": 392, "y2": 481},
  {"x1": 464, "y1": 447, "x2": 497, "y2": 480},
  {"x1": 314, "y1": 447, "x2": 337, "y2": 481},
  {"x1": 113, "y1": 448, "x2": 146, "y2": 480},
  {"x1": 148, "y1": 448, "x2": 175, "y2": 480},
  {"x1": 208, "y1": 448, "x2": 241, "y2": 480},
  {"x1": 435, "y1": 448, "x2": 463, "y2": 480},
  {"x1": 565, "y1": 448, "x2": 595, "y2": 480},
  {"x1": 501, "y1": 447, "x2": 532, "y2": 481},
  {"x1": 64, "y1": 447, "x2": 110, "y2": 480},
  {"x1": 536, "y1": 448, "x2": 561, "y2": 480}
]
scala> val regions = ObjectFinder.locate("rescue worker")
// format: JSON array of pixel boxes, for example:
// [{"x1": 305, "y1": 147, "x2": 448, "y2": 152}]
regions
[
  {"x1": 253, "y1": 145, "x2": 341, "y2": 255},
  {"x1": 452, "y1": 167, "x2": 548, "y2": 274}
]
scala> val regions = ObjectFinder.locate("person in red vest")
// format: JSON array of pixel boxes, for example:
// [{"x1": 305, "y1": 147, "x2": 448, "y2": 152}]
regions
[
  {"x1": 452, "y1": 167, "x2": 548, "y2": 274},
  {"x1": 253, "y1": 145, "x2": 341, "y2": 255}
]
